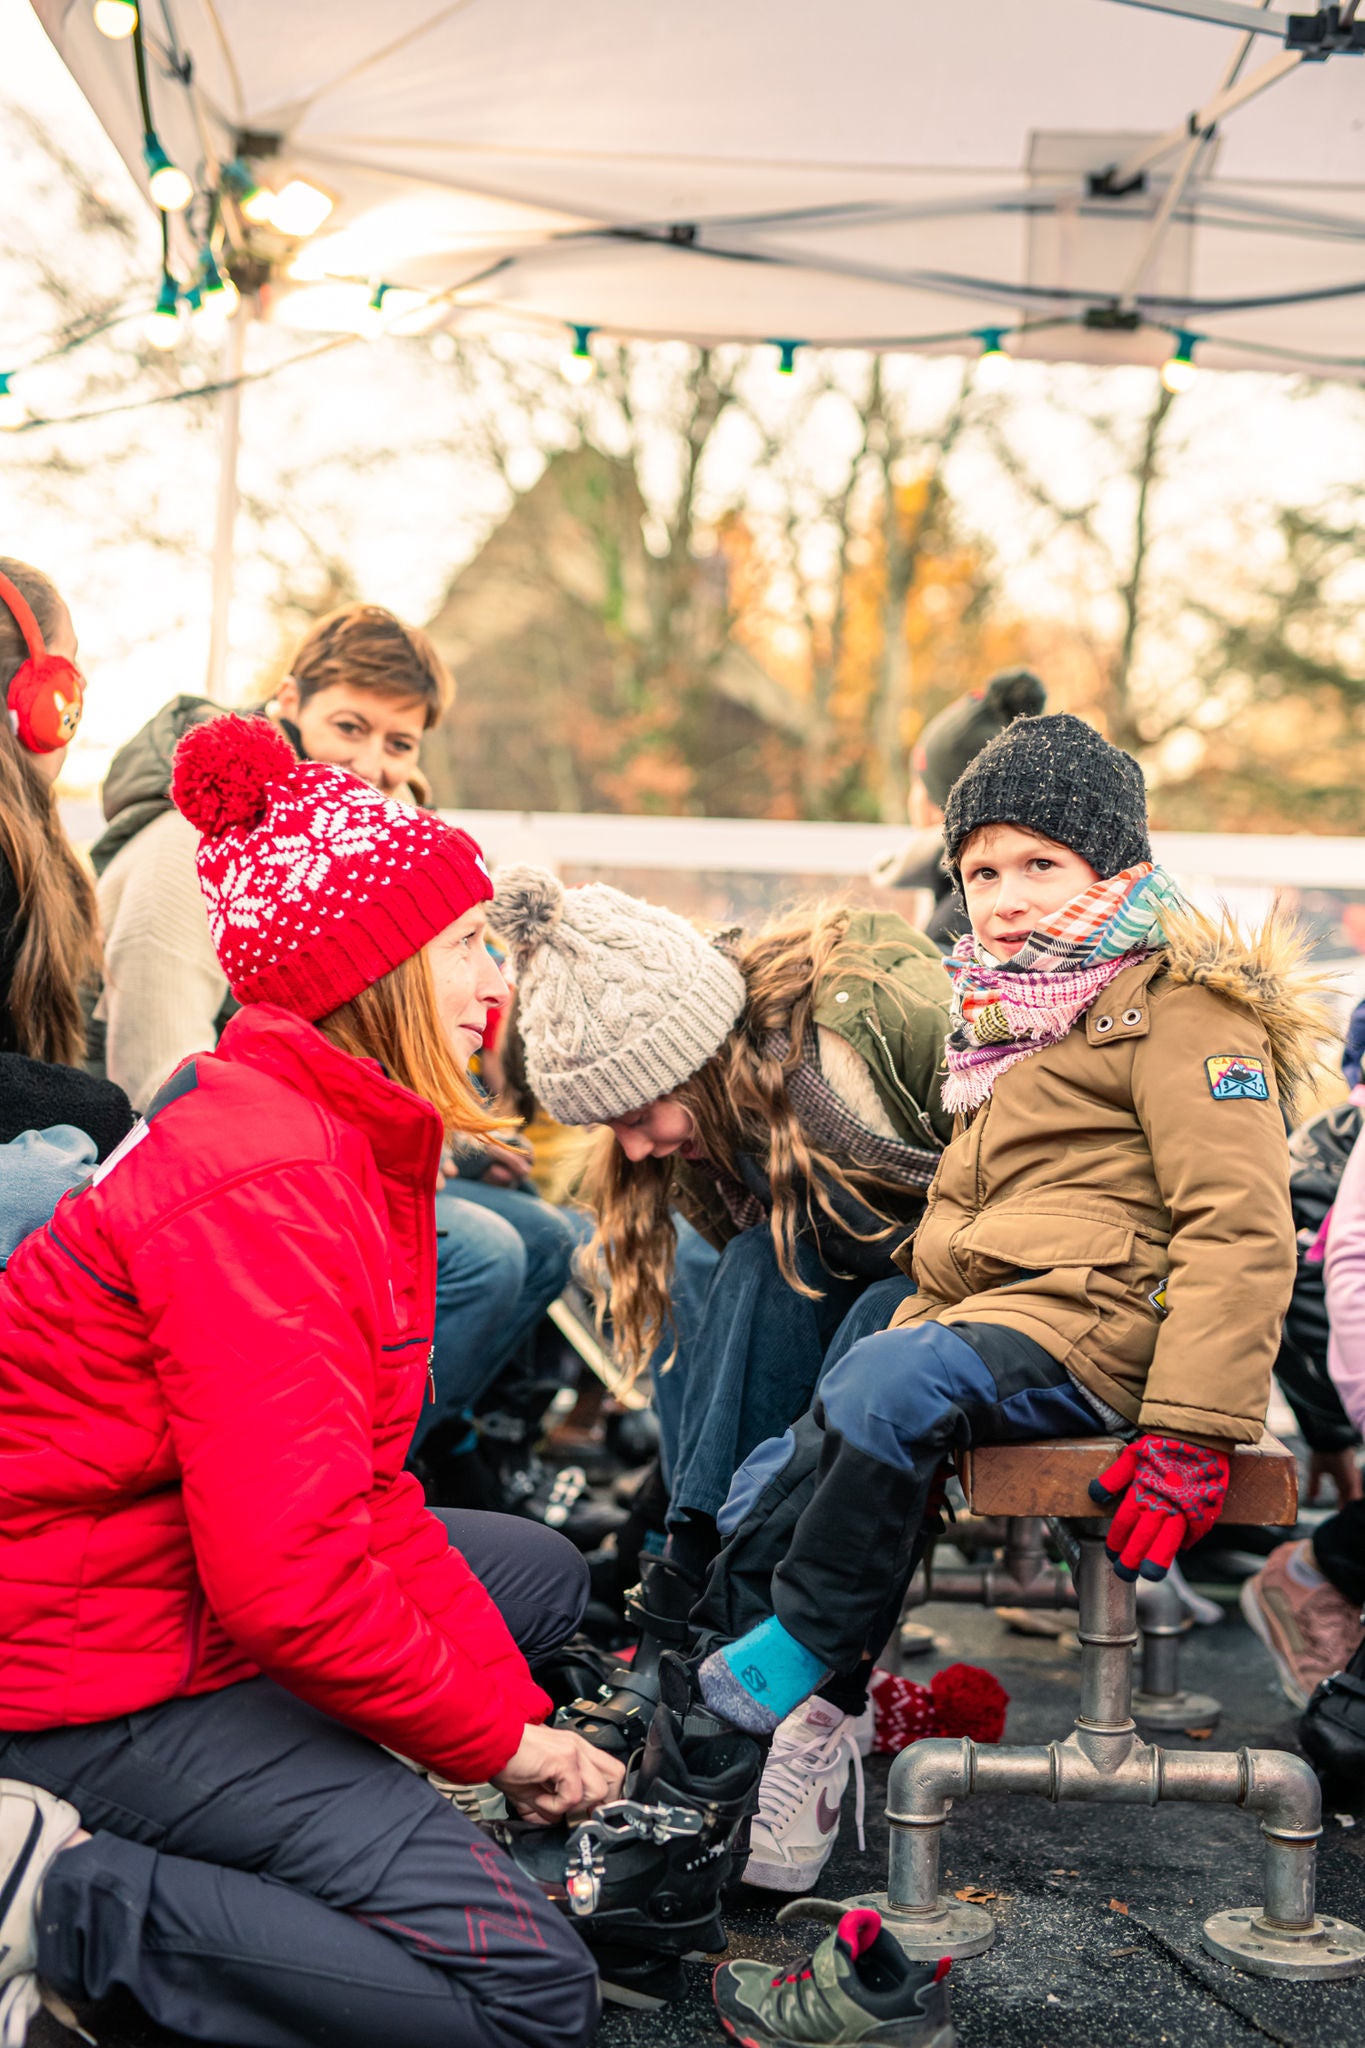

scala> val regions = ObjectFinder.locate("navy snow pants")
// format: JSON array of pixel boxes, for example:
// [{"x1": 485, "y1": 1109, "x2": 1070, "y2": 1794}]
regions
[{"x1": 1, "y1": 1512, "x2": 598, "y2": 2048}]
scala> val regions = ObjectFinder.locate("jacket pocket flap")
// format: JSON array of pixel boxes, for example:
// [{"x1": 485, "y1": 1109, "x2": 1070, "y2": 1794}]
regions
[{"x1": 955, "y1": 1209, "x2": 1134, "y2": 1271}]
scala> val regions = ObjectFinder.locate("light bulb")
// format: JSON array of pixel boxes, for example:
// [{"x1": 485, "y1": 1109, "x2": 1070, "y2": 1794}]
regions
[
  {"x1": 144, "y1": 135, "x2": 192, "y2": 213},
  {"x1": 0, "y1": 376, "x2": 26, "y2": 432},
  {"x1": 266, "y1": 179, "x2": 334, "y2": 238},
  {"x1": 93, "y1": 0, "x2": 138, "y2": 37},
  {"x1": 199, "y1": 251, "x2": 240, "y2": 320},
  {"x1": 1160, "y1": 335, "x2": 1198, "y2": 394},
  {"x1": 974, "y1": 329, "x2": 1012, "y2": 391},
  {"x1": 145, "y1": 275, "x2": 183, "y2": 350},
  {"x1": 560, "y1": 325, "x2": 595, "y2": 384},
  {"x1": 239, "y1": 184, "x2": 277, "y2": 225}
]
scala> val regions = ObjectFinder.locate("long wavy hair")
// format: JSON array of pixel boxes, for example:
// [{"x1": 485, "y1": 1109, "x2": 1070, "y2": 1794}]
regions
[
  {"x1": 319, "y1": 945, "x2": 515, "y2": 1143},
  {"x1": 0, "y1": 558, "x2": 101, "y2": 1066},
  {"x1": 583, "y1": 902, "x2": 924, "y2": 1368}
]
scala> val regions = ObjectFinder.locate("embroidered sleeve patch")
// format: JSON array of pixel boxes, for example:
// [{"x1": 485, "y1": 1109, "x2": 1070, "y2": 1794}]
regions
[{"x1": 1205, "y1": 1054, "x2": 1269, "y2": 1101}]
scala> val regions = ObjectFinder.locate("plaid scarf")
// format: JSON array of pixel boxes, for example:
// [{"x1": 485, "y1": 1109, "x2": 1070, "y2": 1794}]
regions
[{"x1": 942, "y1": 864, "x2": 1183, "y2": 1115}]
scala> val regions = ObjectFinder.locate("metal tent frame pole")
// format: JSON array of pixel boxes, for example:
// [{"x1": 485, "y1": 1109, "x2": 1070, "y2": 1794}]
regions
[{"x1": 205, "y1": 305, "x2": 249, "y2": 704}]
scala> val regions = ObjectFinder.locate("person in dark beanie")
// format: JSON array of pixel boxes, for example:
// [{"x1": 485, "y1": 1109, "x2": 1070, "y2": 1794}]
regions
[
  {"x1": 685, "y1": 712, "x2": 1323, "y2": 1736},
  {"x1": 873, "y1": 668, "x2": 1046, "y2": 948}
]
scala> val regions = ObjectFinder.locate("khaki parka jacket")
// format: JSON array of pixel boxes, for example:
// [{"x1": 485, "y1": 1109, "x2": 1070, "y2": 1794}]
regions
[{"x1": 890, "y1": 909, "x2": 1326, "y2": 1446}]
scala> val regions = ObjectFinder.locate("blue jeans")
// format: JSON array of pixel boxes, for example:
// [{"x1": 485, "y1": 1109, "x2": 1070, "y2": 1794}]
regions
[
  {"x1": 414, "y1": 1183, "x2": 577, "y2": 1459},
  {"x1": 651, "y1": 1219, "x2": 916, "y2": 1525}
]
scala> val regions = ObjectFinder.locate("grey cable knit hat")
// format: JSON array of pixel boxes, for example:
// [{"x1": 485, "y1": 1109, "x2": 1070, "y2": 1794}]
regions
[
  {"x1": 942, "y1": 711, "x2": 1150, "y2": 880},
  {"x1": 488, "y1": 866, "x2": 747, "y2": 1125}
]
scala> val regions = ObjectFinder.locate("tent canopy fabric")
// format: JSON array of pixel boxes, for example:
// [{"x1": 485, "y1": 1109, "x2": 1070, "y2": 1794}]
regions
[{"x1": 31, "y1": 0, "x2": 1365, "y2": 373}]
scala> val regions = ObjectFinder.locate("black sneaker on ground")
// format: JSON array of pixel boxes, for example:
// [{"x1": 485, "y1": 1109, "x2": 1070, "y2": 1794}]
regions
[
  {"x1": 502, "y1": 1457, "x2": 628, "y2": 1549},
  {"x1": 713, "y1": 1903, "x2": 956, "y2": 2048}
]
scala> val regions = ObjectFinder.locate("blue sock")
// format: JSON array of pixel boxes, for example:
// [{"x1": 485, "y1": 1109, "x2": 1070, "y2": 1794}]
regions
[{"x1": 699, "y1": 1616, "x2": 830, "y2": 1734}]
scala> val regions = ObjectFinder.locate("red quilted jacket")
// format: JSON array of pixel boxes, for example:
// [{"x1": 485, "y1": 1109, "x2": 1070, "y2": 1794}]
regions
[{"x1": 0, "y1": 1004, "x2": 550, "y2": 1781}]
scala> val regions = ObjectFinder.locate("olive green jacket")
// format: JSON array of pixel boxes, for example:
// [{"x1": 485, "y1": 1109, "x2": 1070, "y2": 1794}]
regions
[{"x1": 674, "y1": 910, "x2": 953, "y2": 1263}]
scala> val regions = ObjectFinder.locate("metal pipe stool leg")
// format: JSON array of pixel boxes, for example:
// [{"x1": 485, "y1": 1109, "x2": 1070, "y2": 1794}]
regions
[
  {"x1": 1132, "y1": 1573, "x2": 1222, "y2": 1733},
  {"x1": 847, "y1": 1534, "x2": 1365, "y2": 1981}
]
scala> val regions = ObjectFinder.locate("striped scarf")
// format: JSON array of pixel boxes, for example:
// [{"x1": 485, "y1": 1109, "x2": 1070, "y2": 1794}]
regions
[{"x1": 942, "y1": 864, "x2": 1183, "y2": 1114}]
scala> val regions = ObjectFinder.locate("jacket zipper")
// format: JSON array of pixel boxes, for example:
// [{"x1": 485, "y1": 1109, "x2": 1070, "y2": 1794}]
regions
[
  {"x1": 860, "y1": 1012, "x2": 945, "y2": 1150},
  {"x1": 428, "y1": 1344, "x2": 436, "y2": 1405}
]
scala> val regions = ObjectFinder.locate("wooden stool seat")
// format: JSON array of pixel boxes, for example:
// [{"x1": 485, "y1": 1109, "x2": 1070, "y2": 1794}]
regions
[{"x1": 959, "y1": 1432, "x2": 1298, "y2": 1525}]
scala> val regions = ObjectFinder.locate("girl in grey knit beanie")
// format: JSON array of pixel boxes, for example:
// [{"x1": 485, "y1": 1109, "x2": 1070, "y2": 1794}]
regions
[{"x1": 488, "y1": 866, "x2": 953, "y2": 1375}]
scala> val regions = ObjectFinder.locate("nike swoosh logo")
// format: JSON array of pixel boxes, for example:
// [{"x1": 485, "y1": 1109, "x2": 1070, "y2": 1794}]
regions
[{"x1": 815, "y1": 1789, "x2": 842, "y2": 1835}]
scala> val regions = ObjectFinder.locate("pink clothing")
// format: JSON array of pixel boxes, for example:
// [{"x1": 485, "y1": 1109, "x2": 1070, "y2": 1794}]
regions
[{"x1": 1324, "y1": 1085, "x2": 1365, "y2": 1434}]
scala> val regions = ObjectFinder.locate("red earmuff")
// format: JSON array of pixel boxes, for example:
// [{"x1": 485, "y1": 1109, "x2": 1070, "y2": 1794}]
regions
[{"x1": 0, "y1": 570, "x2": 85, "y2": 754}]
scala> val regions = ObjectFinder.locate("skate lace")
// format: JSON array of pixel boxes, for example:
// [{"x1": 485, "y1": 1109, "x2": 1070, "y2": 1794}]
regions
[{"x1": 758, "y1": 1723, "x2": 866, "y2": 1851}]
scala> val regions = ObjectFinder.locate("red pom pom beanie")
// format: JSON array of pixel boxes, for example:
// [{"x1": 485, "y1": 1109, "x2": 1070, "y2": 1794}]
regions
[{"x1": 171, "y1": 714, "x2": 493, "y2": 1020}]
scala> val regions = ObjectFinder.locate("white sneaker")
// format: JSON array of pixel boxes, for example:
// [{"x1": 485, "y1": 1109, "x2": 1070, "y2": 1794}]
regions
[
  {"x1": 743, "y1": 1697, "x2": 866, "y2": 1894},
  {"x1": 0, "y1": 1781, "x2": 83, "y2": 2045},
  {"x1": 849, "y1": 1702, "x2": 875, "y2": 1758}
]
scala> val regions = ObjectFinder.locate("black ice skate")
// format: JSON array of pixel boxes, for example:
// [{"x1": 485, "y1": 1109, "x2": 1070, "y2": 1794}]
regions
[
  {"x1": 499, "y1": 1656, "x2": 763, "y2": 1997},
  {"x1": 554, "y1": 1555, "x2": 704, "y2": 1758}
]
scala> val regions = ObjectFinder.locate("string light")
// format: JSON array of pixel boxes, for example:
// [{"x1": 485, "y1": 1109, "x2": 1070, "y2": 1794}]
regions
[
  {"x1": 773, "y1": 340, "x2": 800, "y2": 375},
  {"x1": 266, "y1": 179, "x2": 335, "y2": 238},
  {"x1": 93, "y1": 0, "x2": 138, "y2": 37},
  {"x1": 222, "y1": 159, "x2": 275, "y2": 225},
  {"x1": 1161, "y1": 330, "x2": 1199, "y2": 394},
  {"x1": 199, "y1": 249, "x2": 240, "y2": 316},
  {"x1": 0, "y1": 374, "x2": 27, "y2": 432},
  {"x1": 143, "y1": 133, "x2": 193, "y2": 213},
  {"x1": 974, "y1": 327, "x2": 1012, "y2": 390},
  {"x1": 560, "y1": 324, "x2": 596, "y2": 385},
  {"x1": 144, "y1": 272, "x2": 183, "y2": 350}
]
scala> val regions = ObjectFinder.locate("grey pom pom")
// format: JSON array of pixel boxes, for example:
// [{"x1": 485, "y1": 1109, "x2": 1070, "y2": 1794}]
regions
[{"x1": 489, "y1": 865, "x2": 564, "y2": 966}]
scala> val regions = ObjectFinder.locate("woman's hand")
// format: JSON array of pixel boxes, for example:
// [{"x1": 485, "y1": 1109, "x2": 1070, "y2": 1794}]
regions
[{"x1": 491, "y1": 1723, "x2": 625, "y2": 1824}]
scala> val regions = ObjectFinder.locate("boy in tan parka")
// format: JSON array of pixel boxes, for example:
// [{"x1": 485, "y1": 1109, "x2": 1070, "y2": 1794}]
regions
[{"x1": 697, "y1": 712, "x2": 1324, "y2": 1733}]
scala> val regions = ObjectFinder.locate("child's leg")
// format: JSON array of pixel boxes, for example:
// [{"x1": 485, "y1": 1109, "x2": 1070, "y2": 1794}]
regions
[{"x1": 700, "y1": 1320, "x2": 1105, "y2": 1732}]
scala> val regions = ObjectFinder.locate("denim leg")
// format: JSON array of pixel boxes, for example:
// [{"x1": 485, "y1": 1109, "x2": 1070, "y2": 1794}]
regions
[
  {"x1": 816, "y1": 1274, "x2": 918, "y2": 1384},
  {"x1": 414, "y1": 1194, "x2": 527, "y2": 1457},
  {"x1": 665, "y1": 1226, "x2": 867, "y2": 1525},
  {"x1": 650, "y1": 1215, "x2": 721, "y2": 1489},
  {"x1": 444, "y1": 1181, "x2": 577, "y2": 1366},
  {"x1": 773, "y1": 1320, "x2": 1107, "y2": 1667}
]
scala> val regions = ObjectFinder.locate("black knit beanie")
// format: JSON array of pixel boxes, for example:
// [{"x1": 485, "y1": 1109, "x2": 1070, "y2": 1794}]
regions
[
  {"x1": 942, "y1": 711, "x2": 1150, "y2": 881},
  {"x1": 915, "y1": 669, "x2": 1047, "y2": 808}
]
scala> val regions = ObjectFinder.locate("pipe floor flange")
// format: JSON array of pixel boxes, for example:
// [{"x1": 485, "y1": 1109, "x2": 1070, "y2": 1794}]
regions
[
  {"x1": 841, "y1": 1891, "x2": 995, "y2": 1960},
  {"x1": 1131, "y1": 1688, "x2": 1221, "y2": 1733},
  {"x1": 1202, "y1": 1908, "x2": 1365, "y2": 1980}
]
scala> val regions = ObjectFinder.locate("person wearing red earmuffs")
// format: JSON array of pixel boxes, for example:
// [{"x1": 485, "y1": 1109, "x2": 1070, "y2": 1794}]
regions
[
  {"x1": 0, "y1": 561, "x2": 136, "y2": 1239},
  {"x1": 0, "y1": 558, "x2": 97, "y2": 1067}
]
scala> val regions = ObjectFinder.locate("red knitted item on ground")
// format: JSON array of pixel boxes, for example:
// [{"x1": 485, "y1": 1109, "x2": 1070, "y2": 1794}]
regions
[{"x1": 868, "y1": 1663, "x2": 1009, "y2": 1756}]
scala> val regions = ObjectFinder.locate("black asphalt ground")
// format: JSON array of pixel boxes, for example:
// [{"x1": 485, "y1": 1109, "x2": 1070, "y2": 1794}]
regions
[
  {"x1": 595, "y1": 1597, "x2": 1365, "y2": 2048},
  {"x1": 31, "y1": 1591, "x2": 1365, "y2": 2048}
]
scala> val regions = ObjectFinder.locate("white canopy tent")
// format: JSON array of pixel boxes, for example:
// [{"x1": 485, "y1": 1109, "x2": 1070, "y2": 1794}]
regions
[
  {"x1": 30, "y1": 0, "x2": 1365, "y2": 371},
  {"x1": 28, "y1": 0, "x2": 1365, "y2": 684}
]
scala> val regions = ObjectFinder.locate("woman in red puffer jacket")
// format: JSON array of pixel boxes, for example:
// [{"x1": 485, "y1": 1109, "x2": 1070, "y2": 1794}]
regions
[{"x1": 0, "y1": 717, "x2": 615, "y2": 2048}]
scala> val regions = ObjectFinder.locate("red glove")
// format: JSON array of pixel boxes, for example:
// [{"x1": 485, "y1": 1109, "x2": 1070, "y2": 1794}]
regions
[{"x1": 1088, "y1": 1434, "x2": 1230, "y2": 1582}]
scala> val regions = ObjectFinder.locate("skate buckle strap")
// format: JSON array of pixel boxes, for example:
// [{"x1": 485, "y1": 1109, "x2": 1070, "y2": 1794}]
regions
[{"x1": 564, "y1": 1802, "x2": 707, "y2": 1917}]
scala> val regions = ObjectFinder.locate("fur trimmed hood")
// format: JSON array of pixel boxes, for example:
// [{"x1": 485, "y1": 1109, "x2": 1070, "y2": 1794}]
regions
[{"x1": 1160, "y1": 902, "x2": 1336, "y2": 1120}]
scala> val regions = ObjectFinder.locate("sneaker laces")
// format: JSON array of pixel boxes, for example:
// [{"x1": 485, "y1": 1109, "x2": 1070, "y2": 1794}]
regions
[{"x1": 757, "y1": 1720, "x2": 866, "y2": 1851}]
